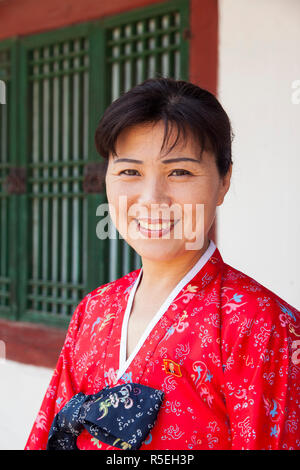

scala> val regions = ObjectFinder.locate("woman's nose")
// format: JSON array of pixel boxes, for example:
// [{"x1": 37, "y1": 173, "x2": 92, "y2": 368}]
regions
[{"x1": 136, "y1": 176, "x2": 171, "y2": 206}]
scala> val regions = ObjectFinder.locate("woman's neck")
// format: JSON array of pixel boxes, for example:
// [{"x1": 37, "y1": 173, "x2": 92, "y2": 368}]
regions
[{"x1": 138, "y1": 238, "x2": 210, "y2": 295}]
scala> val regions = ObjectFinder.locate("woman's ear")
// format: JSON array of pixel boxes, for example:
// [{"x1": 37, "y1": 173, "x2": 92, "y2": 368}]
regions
[{"x1": 216, "y1": 163, "x2": 232, "y2": 206}]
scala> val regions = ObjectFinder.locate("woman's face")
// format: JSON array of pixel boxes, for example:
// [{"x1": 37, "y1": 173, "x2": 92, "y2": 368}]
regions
[{"x1": 105, "y1": 120, "x2": 231, "y2": 262}]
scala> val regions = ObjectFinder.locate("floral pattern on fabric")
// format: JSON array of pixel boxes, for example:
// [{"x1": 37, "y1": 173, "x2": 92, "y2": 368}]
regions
[{"x1": 25, "y1": 246, "x2": 300, "y2": 450}]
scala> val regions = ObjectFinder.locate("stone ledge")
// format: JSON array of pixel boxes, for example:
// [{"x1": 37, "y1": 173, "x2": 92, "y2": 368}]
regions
[{"x1": 0, "y1": 318, "x2": 67, "y2": 369}]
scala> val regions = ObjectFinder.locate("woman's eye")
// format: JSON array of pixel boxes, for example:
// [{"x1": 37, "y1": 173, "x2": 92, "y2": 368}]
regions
[
  {"x1": 119, "y1": 169, "x2": 140, "y2": 176},
  {"x1": 118, "y1": 169, "x2": 191, "y2": 177},
  {"x1": 170, "y1": 169, "x2": 191, "y2": 176}
]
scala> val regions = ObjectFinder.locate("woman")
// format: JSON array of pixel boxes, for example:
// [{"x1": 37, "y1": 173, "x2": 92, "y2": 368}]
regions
[{"x1": 25, "y1": 77, "x2": 299, "y2": 450}]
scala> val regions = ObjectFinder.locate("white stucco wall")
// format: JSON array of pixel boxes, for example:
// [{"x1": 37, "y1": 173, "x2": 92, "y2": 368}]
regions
[
  {"x1": 217, "y1": 0, "x2": 300, "y2": 309},
  {"x1": 0, "y1": 360, "x2": 53, "y2": 450}
]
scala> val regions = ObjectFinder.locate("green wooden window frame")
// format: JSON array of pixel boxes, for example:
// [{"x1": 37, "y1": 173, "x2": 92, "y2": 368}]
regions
[
  {"x1": 0, "y1": 0, "x2": 189, "y2": 329},
  {"x1": 0, "y1": 38, "x2": 18, "y2": 322}
]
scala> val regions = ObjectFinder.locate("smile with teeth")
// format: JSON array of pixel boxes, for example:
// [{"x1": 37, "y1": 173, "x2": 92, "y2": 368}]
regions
[
  {"x1": 139, "y1": 221, "x2": 173, "y2": 230},
  {"x1": 135, "y1": 218, "x2": 178, "y2": 236}
]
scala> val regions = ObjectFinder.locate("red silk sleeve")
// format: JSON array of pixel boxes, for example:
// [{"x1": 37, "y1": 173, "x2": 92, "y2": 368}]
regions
[
  {"x1": 24, "y1": 297, "x2": 87, "y2": 450},
  {"x1": 222, "y1": 297, "x2": 299, "y2": 450}
]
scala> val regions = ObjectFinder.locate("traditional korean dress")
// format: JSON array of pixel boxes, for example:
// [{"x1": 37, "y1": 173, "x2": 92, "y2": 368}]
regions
[{"x1": 25, "y1": 240, "x2": 300, "y2": 450}]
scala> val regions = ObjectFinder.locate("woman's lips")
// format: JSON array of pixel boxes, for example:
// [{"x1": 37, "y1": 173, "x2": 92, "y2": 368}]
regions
[{"x1": 134, "y1": 219, "x2": 179, "y2": 237}]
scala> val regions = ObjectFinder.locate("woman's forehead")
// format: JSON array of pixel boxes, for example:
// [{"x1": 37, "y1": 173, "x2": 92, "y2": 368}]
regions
[{"x1": 111, "y1": 121, "x2": 203, "y2": 159}]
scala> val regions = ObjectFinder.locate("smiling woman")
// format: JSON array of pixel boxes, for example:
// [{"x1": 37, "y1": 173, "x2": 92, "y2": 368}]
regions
[
  {"x1": 25, "y1": 78, "x2": 299, "y2": 451},
  {"x1": 105, "y1": 121, "x2": 230, "y2": 262}
]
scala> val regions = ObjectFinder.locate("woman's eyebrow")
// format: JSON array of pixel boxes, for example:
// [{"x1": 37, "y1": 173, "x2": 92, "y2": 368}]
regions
[
  {"x1": 114, "y1": 158, "x2": 143, "y2": 164},
  {"x1": 161, "y1": 157, "x2": 202, "y2": 164},
  {"x1": 113, "y1": 157, "x2": 202, "y2": 164}
]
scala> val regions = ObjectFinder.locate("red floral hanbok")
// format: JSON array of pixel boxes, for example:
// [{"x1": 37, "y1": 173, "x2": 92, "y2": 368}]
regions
[{"x1": 25, "y1": 241, "x2": 300, "y2": 450}]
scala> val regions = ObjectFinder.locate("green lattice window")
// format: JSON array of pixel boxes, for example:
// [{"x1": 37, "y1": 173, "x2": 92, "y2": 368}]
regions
[
  {"x1": 26, "y1": 38, "x2": 89, "y2": 320},
  {"x1": 0, "y1": 40, "x2": 18, "y2": 320},
  {"x1": 0, "y1": 47, "x2": 11, "y2": 313},
  {"x1": 0, "y1": 0, "x2": 189, "y2": 327}
]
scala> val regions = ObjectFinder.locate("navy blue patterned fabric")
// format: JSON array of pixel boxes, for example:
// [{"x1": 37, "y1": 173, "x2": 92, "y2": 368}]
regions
[{"x1": 46, "y1": 383, "x2": 164, "y2": 450}]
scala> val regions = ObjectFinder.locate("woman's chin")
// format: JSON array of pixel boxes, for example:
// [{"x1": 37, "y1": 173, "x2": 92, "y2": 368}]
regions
[{"x1": 128, "y1": 240, "x2": 185, "y2": 263}]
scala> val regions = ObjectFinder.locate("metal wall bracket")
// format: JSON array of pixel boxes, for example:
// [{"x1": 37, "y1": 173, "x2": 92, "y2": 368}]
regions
[
  {"x1": 83, "y1": 161, "x2": 107, "y2": 193},
  {"x1": 182, "y1": 28, "x2": 192, "y2": 40},
  {"x1": 4, "y1": 167, "x2": 27, "y2": 194}
]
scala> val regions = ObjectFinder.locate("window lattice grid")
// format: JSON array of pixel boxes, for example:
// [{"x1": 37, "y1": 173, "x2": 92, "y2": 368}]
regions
[
  {"x1": 107, "y1": 11, "x2": 181, "y2": 100},
  {"x1": 0, "y1": 49, "x2": 10, "y2": 193},
  {"x1": 0, "y1": 49, "x2": 11, "y2": 309},
  {"x1": 26, "y1": 37, "x2": 89, "y2": 318},
  {"x1": 0, "y1": 49, "x2": 10, "y2": 82}
]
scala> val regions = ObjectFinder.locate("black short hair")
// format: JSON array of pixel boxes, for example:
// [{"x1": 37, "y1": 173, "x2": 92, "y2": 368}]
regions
[{"x1": 95, "y1": 77, "x2": 233, "y2": 177}]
